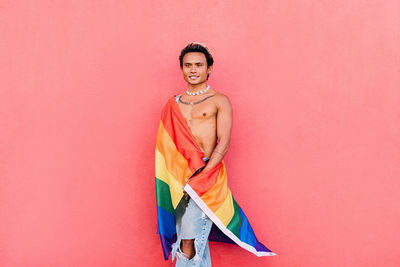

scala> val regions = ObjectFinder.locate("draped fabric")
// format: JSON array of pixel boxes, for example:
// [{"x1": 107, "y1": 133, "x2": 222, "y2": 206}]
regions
[{"x1": 155, "y1": 96, "x2": 276, "y2": 260}]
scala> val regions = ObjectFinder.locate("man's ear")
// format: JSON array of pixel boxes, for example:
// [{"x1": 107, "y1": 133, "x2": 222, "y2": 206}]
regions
[{"x1": 207, "y1": 65, "x2": 213, "y2": 73}]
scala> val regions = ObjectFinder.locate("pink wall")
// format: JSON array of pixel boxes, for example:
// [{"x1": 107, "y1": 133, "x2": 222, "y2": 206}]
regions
[{"x1": 1, "y1": 1, "x2": 399, "y2": 266}]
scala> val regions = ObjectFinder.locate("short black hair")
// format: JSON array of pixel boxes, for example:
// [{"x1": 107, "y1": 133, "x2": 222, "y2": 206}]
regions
[{"x1": 179, "y1": 42, "x2": 214, "y2": 79}]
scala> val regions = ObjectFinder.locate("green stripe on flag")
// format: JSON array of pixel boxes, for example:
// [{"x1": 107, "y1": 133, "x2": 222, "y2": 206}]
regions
[
  {"x1": 227, "y1": 196, "x2": 242, "y2": 238},
  {"x1": 155, "y1": 177, "x2": 174, "y2": 214}
]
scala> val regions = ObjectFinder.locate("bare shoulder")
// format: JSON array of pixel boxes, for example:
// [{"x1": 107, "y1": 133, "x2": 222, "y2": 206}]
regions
[{"x1": 212, "y1": 91, "x2": 232, "y2": 109}]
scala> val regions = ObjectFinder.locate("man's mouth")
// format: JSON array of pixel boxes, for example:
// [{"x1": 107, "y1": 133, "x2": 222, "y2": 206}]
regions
[{"x1": 189, "y1": 75, "x2": 199, "y2": 80}]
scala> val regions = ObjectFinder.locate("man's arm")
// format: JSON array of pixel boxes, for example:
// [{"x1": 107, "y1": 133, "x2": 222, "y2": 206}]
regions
[{"x1": 202, "y1": 95, "x2": 233, "y2": 172}]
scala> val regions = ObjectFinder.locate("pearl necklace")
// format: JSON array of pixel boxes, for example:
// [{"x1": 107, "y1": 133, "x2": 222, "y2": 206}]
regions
[{"x1": 186, "y1": 85, "x2": 210, "y2": 96}]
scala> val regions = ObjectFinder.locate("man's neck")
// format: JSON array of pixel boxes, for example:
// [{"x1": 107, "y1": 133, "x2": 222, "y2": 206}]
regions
[{"x1": 187, "y1": 83, "x2": 208, "y2": 94}]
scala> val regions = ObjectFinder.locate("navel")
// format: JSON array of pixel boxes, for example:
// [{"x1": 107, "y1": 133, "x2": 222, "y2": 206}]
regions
[{"x1": 202, "y1": 112, "x2": 207, "y2": 116}]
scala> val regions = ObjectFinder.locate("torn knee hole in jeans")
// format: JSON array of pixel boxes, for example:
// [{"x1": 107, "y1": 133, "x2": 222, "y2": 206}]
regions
[{"x1": 176, "y1": 238, "x2": 201, "y2": 262}]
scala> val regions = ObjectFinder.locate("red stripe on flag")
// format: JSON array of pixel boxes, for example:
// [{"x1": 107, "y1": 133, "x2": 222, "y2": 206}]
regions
[
  {"x1": 161, "y1": 97, "x2": 205, "y2": 173},
  {"x1": 187, "y1": 162, "x2": 222, "y2": 196}
]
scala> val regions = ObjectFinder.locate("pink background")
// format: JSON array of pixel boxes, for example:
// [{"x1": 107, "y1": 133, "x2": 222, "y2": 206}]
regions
[{"x1": 1, "y1": 1, "x2": 399, "y2": 266}]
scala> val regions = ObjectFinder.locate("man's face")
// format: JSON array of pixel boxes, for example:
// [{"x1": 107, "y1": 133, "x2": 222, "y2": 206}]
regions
[{"x1": 181, "y1": 52, "x2": 212, "y2": 86}]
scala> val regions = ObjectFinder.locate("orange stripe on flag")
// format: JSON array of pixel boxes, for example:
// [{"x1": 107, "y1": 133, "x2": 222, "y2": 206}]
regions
[
  {"x1": 199, "y1": 162, "x2": 229, "y2": 212},
  {"x1": 156, "y1": 121, "x2": 193, "y2": 185}
]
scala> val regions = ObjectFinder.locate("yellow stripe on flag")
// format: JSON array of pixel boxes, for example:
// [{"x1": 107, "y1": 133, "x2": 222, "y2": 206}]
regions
[
  {"x1": 156, "y1": 149, "x2": 185, "y2": 209},
  {"x1": 214, "y1": 189, "x2": 235, "y2": 226},
  {"x1": 155, "y1": 121, "x2": 193, "y2": 185}
]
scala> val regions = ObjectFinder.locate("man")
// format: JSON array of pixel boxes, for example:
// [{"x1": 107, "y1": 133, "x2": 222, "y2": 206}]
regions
[
  {"x1": 174, "y1": 42, "x2": 232, "y2": 265},
  {"x1": 155, "y1": 43, "x2": 276, "y2": 267}
]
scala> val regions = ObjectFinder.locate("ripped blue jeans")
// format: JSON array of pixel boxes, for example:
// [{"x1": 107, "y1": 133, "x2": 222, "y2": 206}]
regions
[{"x1": 171, "y1": 157, "x2": 213, "y2": 267}]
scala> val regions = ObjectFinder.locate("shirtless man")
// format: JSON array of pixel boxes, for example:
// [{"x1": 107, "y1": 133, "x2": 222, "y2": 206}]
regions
[
  {"x1": 178, "y1": 43, "x2": 233, "y2": 172},
  {"x1": 173, "y1": 42, "x2": 233, "y2": 265}
]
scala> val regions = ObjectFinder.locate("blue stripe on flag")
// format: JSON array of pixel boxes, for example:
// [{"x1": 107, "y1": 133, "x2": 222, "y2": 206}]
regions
[
  {"x1": 157, "y1": 206, "x2": 176, "y2": 239},
  {"x1": 239, "y1": 208, "x2": 257, "y2": 247}
]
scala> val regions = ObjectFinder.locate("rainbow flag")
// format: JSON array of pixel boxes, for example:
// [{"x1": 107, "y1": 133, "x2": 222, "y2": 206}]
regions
[{"x1": 155, "y1": 96, "x2": 276, "y2": 260}]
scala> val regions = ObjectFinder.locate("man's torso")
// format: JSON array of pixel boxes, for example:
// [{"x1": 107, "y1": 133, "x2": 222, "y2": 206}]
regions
[{"x1": 175, "y1": 90, "x2": 220, "y2": 158}]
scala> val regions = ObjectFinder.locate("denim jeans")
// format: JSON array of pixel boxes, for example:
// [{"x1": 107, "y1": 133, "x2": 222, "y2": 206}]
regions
[{"x1": 171, "y1": 157, "x2": 213, "y2": 267}]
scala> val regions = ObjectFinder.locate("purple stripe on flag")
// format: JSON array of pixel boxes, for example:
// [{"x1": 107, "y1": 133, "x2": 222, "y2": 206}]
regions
[
  {"x1": 208, "y1": 223, "x2": 236, "y2": 244},
  {"x1": 159, "y1": 233, "x2": 177, "y2": 260},
  {"x1": 255, "y1": 240, "x2": 272, "y2": 252}
]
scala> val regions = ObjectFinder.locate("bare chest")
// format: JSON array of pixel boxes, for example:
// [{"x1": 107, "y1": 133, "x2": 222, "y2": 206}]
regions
[{"x1": 176, "y1": 95, "x2": 217, "y2": 126}]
